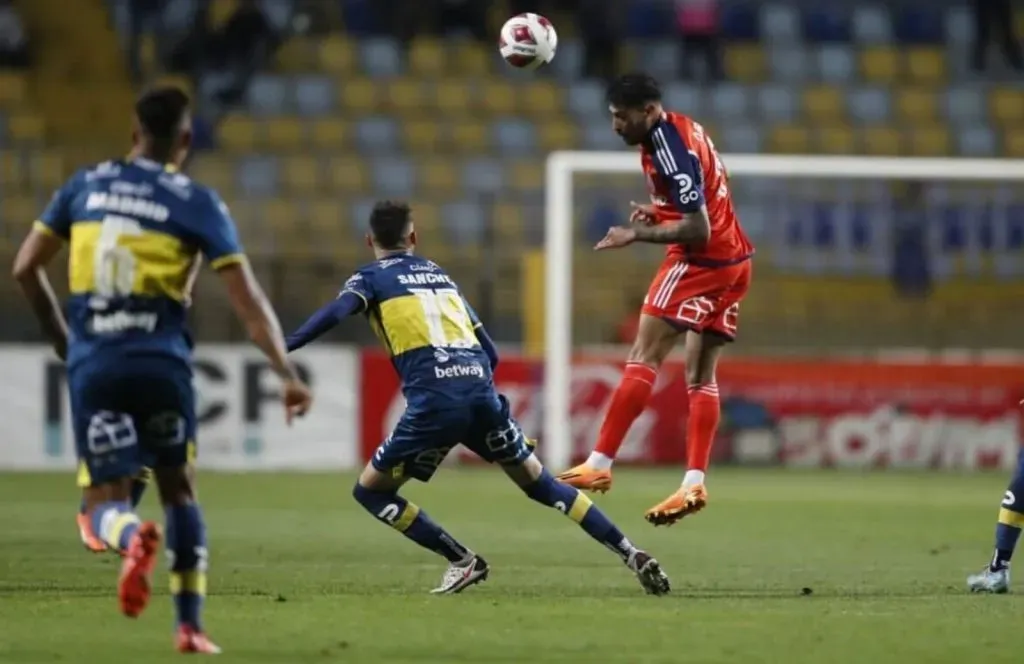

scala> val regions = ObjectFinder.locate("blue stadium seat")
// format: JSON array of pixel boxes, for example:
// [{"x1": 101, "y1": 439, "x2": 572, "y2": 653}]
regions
[
  {"x1": 851, "y1": 6, "x2": 893, "y2": 43},
  {"x1": 894, "y1": 6, "x2": 944, "y2": 44},
  {"x1": 769, "y1": 45, "x2": 810, "y2": 81},
  {"x1": 441, "y1": 201, "x2": 485, "y2": 245},
  {"x1": 626, "y1": 0, "x2": 674, "y2": 38},
  {"x1": 581, "y1": 120, "x2": 624, "y2": 150},
  {"x1": 360, "y1": 38, "x2": 403, "y2": 78},
  {"x1": 720, "y1": 124, "x2": 762, "y2": 153},
  {"x1": 945, "y1": 5, "x2": 973, "y2": 46},
  {"x1": 292, "y1": 75, "x2": 335, "y2": 116},
  {"x1": 549, "y1": 39, "x2": 583, "y2": 80},
  {"x1": 491, "y1": 118, "x2": 537, "y2": 155},
  {"x1": 259, "y1": 0, "x2": 294, "y2": 32},
  {"x1": 943, "y1": 86, "x2": 985, "y2": 125},
  {"x1": 246, "y1": 75, "x2": 290, "y2": 116},
  {"x1": 709, "y1": 84, "x2": 750, "y2": 120},
  {"x1": 847, "y1": 86, "x2": 891, "y2": 123},
  {"x1": 804, "y1": 8, "x2": 852, "y2": 43},
  {"x1": 761, "y1": 4, "x2": 801, "y2": 42},
  {"x1": 637, "y1": 41, "x2": 680, "y2": 81},
  {"x1": 372, "y1": 157, "x2": 416, "y2": 198},
  {"x1": 461, "y1": 158, "x2": 504, "y2": 194},
  {"x1": 957, "y1": 127, "x2": 996, "y2": 157},
  {"x1": 811, "y1": 203, "x2": 837, "y2": 248},
  {"x1": 567, "y1": 81, "x2": 605, "y2": 119},
  {"x1": 237, "y1": 157, "x2": 280, "y2": 197},
  {"x1": 757, "y1": 85, "x2": 797, "y2": 122},
  {"x1": 162, "y1": 0, "x2": 198, "y2": 32},
  {"x1": 354, "y1": 117, "x2": 399, "y2": 152},
  {"x1": 939, "y1": 205, "x2": 967, "y2": 251},
  {"x1": 662, "y1": 82, "x2": 704, "y2": 117},
  {"x1": 850, "y1": 206, "x2": 873, "y2": 251},
  {"x1": 720, "y1": 3, "x2": 760, "y2": 41},
  {"x1": 817, "y1": 45, "x2": 856, "y2": 82}
]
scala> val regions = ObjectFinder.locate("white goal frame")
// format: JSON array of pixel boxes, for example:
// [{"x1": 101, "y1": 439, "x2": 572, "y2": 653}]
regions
[{"x1": 542, "y1": 151, "x2": 1024, "y2": 470}]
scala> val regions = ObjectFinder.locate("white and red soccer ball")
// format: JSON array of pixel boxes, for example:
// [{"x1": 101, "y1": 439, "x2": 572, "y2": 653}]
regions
[{"x1": 499, "y1": 13, "x2": 558, "y2": 70}]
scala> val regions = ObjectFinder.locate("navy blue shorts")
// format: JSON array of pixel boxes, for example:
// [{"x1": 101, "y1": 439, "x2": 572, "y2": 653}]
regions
[
  {"x1": 69, "y1": 356, "x2": 196, "y2": 488},
  {"x1": 372, "y1": 393, "x2": 532, "y2": 482}
]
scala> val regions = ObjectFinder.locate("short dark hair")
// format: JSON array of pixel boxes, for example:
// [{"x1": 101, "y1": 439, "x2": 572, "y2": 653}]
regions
[
  {"x1": 135, "y1": 86, "x2": 191, "y2": 148},
  {"x1": 606, "y1": 73, "x2": 662, "y2": 109},
  {"x1": 369, "y1": 200, "x2": 412, "y2": 249}
]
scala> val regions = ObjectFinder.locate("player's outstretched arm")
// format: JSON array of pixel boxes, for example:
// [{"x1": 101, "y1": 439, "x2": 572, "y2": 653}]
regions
[
  {"x1": 633, "y1": 205, "x2": 711, "y2": 244},
  {"x1": 12, "y1": 226, "x2": 68, "y2": 360},
  {"x1": 217, "y1": 261, "x2": 295, "y2": 379},
  {"x1": 285, "y1": 291, "x2": 366, "y2": 352}
]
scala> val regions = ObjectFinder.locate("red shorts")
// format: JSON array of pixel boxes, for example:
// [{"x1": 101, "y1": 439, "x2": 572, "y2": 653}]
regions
[{"x1": 641, "y1": 258, "x2": 752, "y2": 340}]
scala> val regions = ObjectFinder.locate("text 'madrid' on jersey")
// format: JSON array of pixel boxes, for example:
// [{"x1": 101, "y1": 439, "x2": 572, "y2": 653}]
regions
[
  {"x1": 344, "y1": 253, "x2": 495, "y2": 410},
  {"x1": 641, "y1": 111, "x2": 754, "y2": 266},
  {"x1": 34, "y1": 157, "x2": 245, "y2": 369}
]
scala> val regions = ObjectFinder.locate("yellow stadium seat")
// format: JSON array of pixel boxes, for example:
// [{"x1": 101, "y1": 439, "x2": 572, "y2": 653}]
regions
[
  {"x1": 451, "y1": 41, "x2": 491, "y2": 76},
  {"x1": 435, "y1": 79, "x2": 472, "y2": 115},
  {"x1": 538, "y1": 121, "x2": 577, "y2": 151},
  {"x1": 263, "y1": 199, "x2": 304, "y2": 248},
  {"x1": 7, "y1": 114, "x2": 44, "y2": 143},
  {"x1": 803, "y1": 86, "x2": 845, "y2": 122},
  {"x1": 218, "y1": 114, "x2": 258, "y2": 152},
  {"x1": 768, "y1": 125, "x2": 811, "y2": 153},
  {"x1": 408, "y1": 39, "x2": 446, "y2": 77},
  {"x1": 990, "y1": 89, "x2": 1024, "y2": 125},
  {"x1": 477, "y1": 80, "x2": 517, "y2": 115},
  {"x1": 385, "y1": 78, "x2": 425, "y2": 112},
  {"x1": 861, "y1": 125, "x2": 903, "y2": 155},
  {"x1": 494, "y1": 202, "x2": 525, "y2": 243},
  {"x1": 5, "y1": 195, "x2": 39, "y2": 228},
  {"x1": 419, "y1": 158, "x2": 457, "y2": 194},
  {"x1": 307, "y1": 199, "x2": 346, "y2": 238},
  {"x1": 264, "y1": 117, "x2": 306, "y2": 150},
  {"x1": 860, "y1": 46, "x2": 899, "y2": 84},
  {"x1": 450, "y1": 121, "x2": 488, "y2": 151},
  {"x1": 895, "y1": 88, "x2": 937, "y2": 123},
  {"x1": 521, "y1": 81, "x2": 563, "y2": 116},
  {"x1": 30, "y1": 152, "x2": 65, "y2": 190},
  {"x1": 0, "y1": 72, "x2": 27, "y2": 107},
  {"x1": 308, "y1": 118, "x2": 348, "y2": 149},
  {"x1": 402, "y1": 120, "x2": 442, "y2": 152},
  {"x1": 412, "y1": 201, "x2": 440, "y2": 234},
  {"x1": 0, "y1": 150, "x2": 19, "y2": 185},
  {"x1": 1003, "y1": 130, "x2": 1024, "y2": 157},
  {"x1": 188, "y1": 156, "x2": 234, "y2": 195},
  {"x1": 904, "y1": 48, "x2": 946, "y2": 84},
  {"x1": 724, "y1": 44, "x2": 766, "y2": 82},
  {"x1": 281, "y1": 155, "x2": 322, "y2": 194},
  {"x1": 209, "y1": 0, "x2": 238, "y2": 29},
  {"x1": 908, "y1": 126, "x2": 950, "y2": 156},
  {"x1": 509, "y1": 160, "x2": 543, "y2": 192},
  {"x1": 318, "y1": 35, "x2": 355, "y2": 75},
  {"x1": 325, "y1": 156, "x2": 369, "y2": 192},
  {"x1": 818, "y1": 126, "x2": 856, "y2": 155},
  {"x1": 338, "y1": 78, "x2": 378, "y2": 113},
  {"x1": 274, "y1": 37, "x2": 313, "y2": 72}
]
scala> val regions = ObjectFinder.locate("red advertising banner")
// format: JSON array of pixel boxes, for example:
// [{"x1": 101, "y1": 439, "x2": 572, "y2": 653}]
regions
[{"x1": 359, "y1": 351, "x2": 1024, "y2": 471}]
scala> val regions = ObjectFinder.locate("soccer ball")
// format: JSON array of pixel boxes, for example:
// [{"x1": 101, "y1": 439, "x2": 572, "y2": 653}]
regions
[{"x1": 499, "y1": 13, "x2": 558, "y2": 70}]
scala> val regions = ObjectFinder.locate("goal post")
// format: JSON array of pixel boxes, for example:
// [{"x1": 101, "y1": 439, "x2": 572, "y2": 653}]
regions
[{"x1": 541, "y1": 151, "x2": 1024, "y2": 471}]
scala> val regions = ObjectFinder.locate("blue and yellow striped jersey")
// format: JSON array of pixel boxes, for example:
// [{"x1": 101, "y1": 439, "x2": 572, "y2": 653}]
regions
[
  {"x1": 345, "y1": 254, "x2": 495, "y2": 410},
  {"x1": 35, "y1": 157, "x2": 245, "y2": 369}
]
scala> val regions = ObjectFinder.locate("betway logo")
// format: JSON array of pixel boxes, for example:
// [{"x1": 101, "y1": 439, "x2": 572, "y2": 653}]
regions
[
  {"x1": 434, "y1": 363, "x2": 485, "y2": 379},
  {"x1": 90, "y1": 311, "x2": 159, "y2": 334}
]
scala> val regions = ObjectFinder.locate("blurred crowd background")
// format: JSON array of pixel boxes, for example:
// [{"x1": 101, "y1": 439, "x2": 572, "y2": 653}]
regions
[{"x1": 0, "y1": 0, "x2": 1023, "y2": 352}]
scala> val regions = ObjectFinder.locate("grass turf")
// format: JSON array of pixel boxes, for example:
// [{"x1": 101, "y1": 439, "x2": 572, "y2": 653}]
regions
[{"x1": 1, "y1": 468, "x2": 1022, "y2": 663}]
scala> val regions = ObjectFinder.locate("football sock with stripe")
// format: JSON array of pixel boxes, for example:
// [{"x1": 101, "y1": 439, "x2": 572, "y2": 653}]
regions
[
  {"x1": 353, "y1": 484, "x2": 471, "y2": 563},
  {"x1": 991, "y1": 457, "x2": 1024, "y2": 572},
  {"x1": 523, "y1": 469, "x2": 637, "y2": 561},
  {"x1": 591, "y1": 363, "x2": 658, "y2": 467},
  {"x1": 91, "y1": 501, "x2": 141, "y2": 552},
  {"x1": 166, "y1": 503, "x2": 208, "y2": 630},
  {"x1": 683, "y1": 382, "x2": 720, "y2": 482}
]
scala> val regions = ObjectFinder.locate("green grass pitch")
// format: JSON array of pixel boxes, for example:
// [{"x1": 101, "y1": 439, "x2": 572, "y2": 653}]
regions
[{"x1": 2, "y1": 468, "x2": 1023, "y2": 663}]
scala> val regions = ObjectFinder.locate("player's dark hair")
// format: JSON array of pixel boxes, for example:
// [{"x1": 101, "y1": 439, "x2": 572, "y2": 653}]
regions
[
  {"x1": 606, "y1": 73, "x2": 662, "y2": 109},
  {"x1": 369, "y1": 200, "x2": 412, "y2": 250},
  {"x1": 134, "y1": 86, "x2": 191, "y2": 160}
]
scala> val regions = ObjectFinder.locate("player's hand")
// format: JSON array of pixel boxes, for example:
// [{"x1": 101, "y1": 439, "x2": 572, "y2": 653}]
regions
[
  {"x1": 595, "y1": 225, "x2": 638, "y2": 251},
  {"x1": 629, "y1": 201, "x2": 657, "y2": 226},
  {"x1": 281, "y1": 378, "x2": 313, "y2": 425}
]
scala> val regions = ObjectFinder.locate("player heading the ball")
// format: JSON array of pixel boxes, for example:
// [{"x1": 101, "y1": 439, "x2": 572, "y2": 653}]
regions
[
  {"x1": 557, "y1": 73, "x2": 755, "y2": 527},
  {"x1": 12, "y1": 85, "x2": 313, "y2": 654},
  {"x1": 286, "y1": 201, "x2": 670, "y2": 596}
]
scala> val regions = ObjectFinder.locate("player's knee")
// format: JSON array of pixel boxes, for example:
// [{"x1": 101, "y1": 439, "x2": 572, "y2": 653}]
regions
[
  {"x1": 352, "y1": 482, "x2": 393, "y2": 513},
  {"x1": 523, "y1": 469, "x2": 585, "y2": 515}
]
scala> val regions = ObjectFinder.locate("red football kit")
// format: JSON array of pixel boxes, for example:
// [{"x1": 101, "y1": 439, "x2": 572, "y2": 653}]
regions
[{"x1": 639, "y1": 112, "x2": 754, "y2": 339}]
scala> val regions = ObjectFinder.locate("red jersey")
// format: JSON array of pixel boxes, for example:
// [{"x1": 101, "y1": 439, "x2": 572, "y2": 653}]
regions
[{"x1": 641, "y1": 112, "x2": 754, "y2": 266}]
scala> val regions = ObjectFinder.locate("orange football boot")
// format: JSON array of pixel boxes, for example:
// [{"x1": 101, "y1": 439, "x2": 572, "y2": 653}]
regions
[
  {"x1": 118, "y1": 521, "x2": 162, "y2": 618},
  {"x1": 77, "y1": 512, "x2": 108, "y2": 553},
  {"x1": 555, "y1": 464, "x2": 613, "y2": 493},
  {"x1": 176, "y1": 625, "x2": 222, "y2": 654},
  {"x1": 644, "y1": 484, "x2": 708, "y2": 526}
]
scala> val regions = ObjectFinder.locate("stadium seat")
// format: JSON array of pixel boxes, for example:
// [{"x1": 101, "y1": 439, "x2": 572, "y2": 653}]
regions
[
  {"x1": 944, "y1": 5, "x2": 972, "y2": 45},
  {"x1": 509, "y1": 159, "x2": 543, "y2": 193},
  {"x1": 721, "y1": 125, "x2": 762, "y2": 153},
  {"x1": 943, "y1": 86, "x2": 985, "y2": 125},
  {"x1": 492, "y1": 119, "x2": 537, "y2": 154},
  {"x1": 273, "y1": 36, "x2": 315, "y2": 73},
  {"x1": 359, "y1": 38, "x2": 404, "y2": 78},
  {"x1": 709, "y1": 84, "x2": 751, "y2": 121},
  {"x1": 325, "y1": 156, "x2": 369, "y2": 192},
  {"x1": 761, "y1": 4, "x2": 801, "y2": 42},
  {"x1": 27, "y1": 151, "x2": 64, "y2": 190},
  {"x1": 451, "y1": 41, "x2": 492, "y2": 77},
  {"x1": 384, "y1": 78, "x2": 425, "y2": 113},
  {"x1": 581, "y1": 121, "x2": 623, "y2": 150},
  {"x1": 461, "y1": 157, "x2": 504, "y2": 194},
  {"x1": 537, "y1": 120, "x2": 577, "y2": 152},
  {"x1": 441, "y1": 201, "x2": 485, "y2": 245},
  {"x1": 768, "y1": 45, "x2": 809, "y2": 81},
  {"x1": 338, "y1": 78, "x2": 379, "y2": 113},
  {"x1": 803, "y1": 86, "x2": 845, "y2": 123},
  {"x1": 635, "y1": 41, "x2": 680, "y2": 80},
  {"x1": 1004, "y1": 130, "x2": 1024, "y2": 158},
  {"x1": 846, "y1": 86, "x2": 891, "y2": 123},
  {"x1": 292, "y1": 75, "x2": 336, "y2": 116},
  {"x1": 990, "y1": 89, "x2": 1024, "y2": 125},
  {"x1": 494, "y1": 202, "x2": 525, "y2": 243},
  {"x1": 264, "y1": 117, "x2": 305, "y2": 151},
  {"x1": 861, "y1": 125, "x2": 903, "y2": 155},
  {"x1": 236, "y1": 157, "x2": 279, "y2": 197},
  {"x1": 7, "y1": 114, "x2": 43, "y2": 144},
  {"x1": 189, "y1": 156, "x2": 235, "y2": 195},
  {"x1": 401, "y1": 120, "x2": 442, "y2": 153},
  {"x1": 372, "y1": 157, "x2": 417, "y2": 198},
  {"x1": 905, "y1": 48, "x2": 946, "y2": 84},
  {"x1": 895, "y1": 88, "x2": 937, "y2": 123},
  {"x1": 860, "y1": 46, "x2": 899, "y2": 83},
  {"x1": 818, "y1": 126, "x2": 856, "y2": 154},
  {"x1": 408, "y1": 39, "x2": 446, "y2": 77},
  {"x1": 724, "y1": 44, "x2": 766, "y2": 82},
  {"x1": 757, "y1": 85, "x2": 797, "y2": 122},
  {"x1": 307, "y1": 198, "x2": 349, "y2": 244},
  {"x1": 851, "y1": 6, "x2": 894, "y2": 43},
  {"x1": 280, "y1": 155, "x2": 322, "y2": 195},
  {"x1": 0, "y1": 73, "x2": 27, "y2": 108},
  {"x1": 768, "y1": 124, "x2": 811, "y2": 153},
  {"x1": 434, "y1": 79, "x2": 472, "y2": 115},
  {"x1": 246, "y1": 75, "x2": 290, "y2": 116},
  {"x1": 522, "y1": 81, "x2": 563, "y2": 116},
  {"x1": 957, "y1": 127, "x2": 996, "y2": 157},
  {"x1": 817, "y1": 45, "x2": 856, "y2": 83},
  {"x1": 419, "y1": 157, "x2": 458, "y2": 194},
  {"x1": 661, "y1": 83, "x2": 705, "y2": 118},
  {"x1": 4, "y1": 195, "x2": 39, "y2": 228},
  {"x1": 477, "y1": 80, "x2": 517, "y2": 115},
  {"x1": 450, "y1": 120, "x2": 488, "y2": 152},
  {"x1": 355, "y1": 117, "x2": 399, "y2": 152},
  {"x1": 317, "y1": 35, "x2": 356, "y2": 75},
  {"x1": 308, "y1": 118, "x2": 348, "y2": 150},
  {"x1": 908, "y1": 126, "x2": 950, "y2": 156}
]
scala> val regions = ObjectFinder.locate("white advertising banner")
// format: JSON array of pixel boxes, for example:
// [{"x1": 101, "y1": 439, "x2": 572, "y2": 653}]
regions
[{"x1": 0, "y1": 344, "x2": 360, "y2": 471}]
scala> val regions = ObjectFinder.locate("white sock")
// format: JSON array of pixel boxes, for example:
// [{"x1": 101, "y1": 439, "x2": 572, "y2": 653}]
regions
[
  {"x1": 681, "y1": 470, "x2": 705, "y2": 489},
  {"x1": 586, "y1": 452, "x2": 614, "y2": 471}
]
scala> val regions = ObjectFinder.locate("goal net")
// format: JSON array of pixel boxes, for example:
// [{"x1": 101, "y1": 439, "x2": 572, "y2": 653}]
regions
[{"x1": 540, "y1": 152, "x2": 1024, "y2": 471}]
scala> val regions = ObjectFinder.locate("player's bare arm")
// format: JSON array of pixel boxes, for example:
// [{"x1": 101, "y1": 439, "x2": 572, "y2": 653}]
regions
[
  {"x1": 217, "y1": 260, "x2": 312, "y2": 423},
  {"x1": 595, "y1": 205, "x2": 711, "y2": 251},
  {"x1": 12, "y1": 226, "x2": 69, "y2": 360}
]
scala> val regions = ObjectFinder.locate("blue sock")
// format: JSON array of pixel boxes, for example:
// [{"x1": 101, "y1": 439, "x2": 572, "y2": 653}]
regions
[
  {"x1": 353, "y1": 484, "x2": 471, "y2": 563},
  {"x1": 992, "y1": 455, "x2": 1024, "y2": 571},
  {"x1": 130, "y1": 470, "x2": 150, "y2": 509},
  {"x1": 91, "y1": 500, "x2": 141, "y2": 552},
  {"x1": 522, "y1": 469, "x2": 637, "y2": 561},
  {"x1": 165, "y1": 503, "x2": 208, "y2": 630}
]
